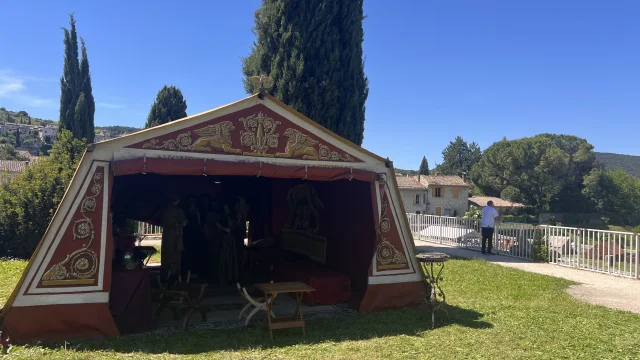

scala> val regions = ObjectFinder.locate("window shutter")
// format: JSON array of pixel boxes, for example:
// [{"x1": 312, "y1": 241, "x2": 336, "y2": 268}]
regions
[{"x1": 432, "y1": 187, "x2": 436, "y2": 197}]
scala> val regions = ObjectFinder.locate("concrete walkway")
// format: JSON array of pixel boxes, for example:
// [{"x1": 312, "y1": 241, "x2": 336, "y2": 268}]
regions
[{"x1": 415, "y1": 240, "x2": 640, "y2": 314}]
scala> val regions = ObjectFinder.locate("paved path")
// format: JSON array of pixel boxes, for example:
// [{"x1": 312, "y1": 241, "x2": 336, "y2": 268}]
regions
[{"x1": 415, "y1": 240, "x2": 640, "y2": 314}]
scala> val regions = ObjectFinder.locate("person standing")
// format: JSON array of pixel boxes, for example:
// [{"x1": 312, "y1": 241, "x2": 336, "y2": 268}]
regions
[
  {"x1": 481, "y1": 200, "x2": 502, "y2": 254},
  {"x1": 161, "y1": 195, "x2": 188, "y2": 281}
]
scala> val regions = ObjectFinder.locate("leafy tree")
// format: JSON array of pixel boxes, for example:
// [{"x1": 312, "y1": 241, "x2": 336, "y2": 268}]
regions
[
  {"x1": 59, "y1": 14, "x2": 94, "y2": 143},
  {"x1": 17, "y1": 111, "x2": 28, "y2": 117},
  {"x1": 242, "y1": 0, "x2": 369, "y2": 145},
  {"x1": 6, "y1": 114, "x2": 14, "y2": 123},
  {"x1": 583, "y1": 168, "x2": 640, "y2": 220},
  {"x1": 0, "y1": 130, "x2": 86, "y2": 258},
  {"x1": 0, "y1": 144, "x2": 28, "y2": 161},
  {"x1": 463, "y1": 205, "x2": 482, "y2": 220},
  {"x1": 471, "y1": 134, "x2": 595, "y2": 212},
  {"x1": 418, "y1": 156, "x2": 430, "y2": 175},
  {"x1": 145, "y1": 85, "x2": 187, "y2": 128},
  {"x1": 435, "y1": 136, "x2": 481, "y2": 176}
]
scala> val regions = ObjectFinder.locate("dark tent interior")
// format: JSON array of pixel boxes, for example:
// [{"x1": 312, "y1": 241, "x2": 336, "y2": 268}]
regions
[{"x1": 109, "y1": 173, "x2": 377, "y2": 333}]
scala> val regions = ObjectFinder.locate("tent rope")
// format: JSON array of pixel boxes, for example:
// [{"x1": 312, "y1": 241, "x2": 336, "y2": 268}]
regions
[
  {"x1": 304, "y1": 165, "x2": 308, "y2": 180},
  {"x1": 350, "y1": 168, "x2": 353, "y2": 181}
]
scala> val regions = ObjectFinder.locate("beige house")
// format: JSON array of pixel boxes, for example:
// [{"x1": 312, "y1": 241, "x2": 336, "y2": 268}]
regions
[
  {"x1": 396, "y1": 174, "x2": 470, "y2": 216},
  {"x1": 468, "y1": 196, "x2": 524, "y2": 215},
  {"x1": 396, "y1": 176, "x2": 429, "y2": 214},
  {"x1": 419, "y1": 175, "x2": 470, "y2": 217}
]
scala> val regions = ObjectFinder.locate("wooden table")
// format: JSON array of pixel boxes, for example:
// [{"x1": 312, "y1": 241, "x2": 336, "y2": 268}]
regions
[{"x1": 255, "y1": 281, "x2": 316, "y2": 339}]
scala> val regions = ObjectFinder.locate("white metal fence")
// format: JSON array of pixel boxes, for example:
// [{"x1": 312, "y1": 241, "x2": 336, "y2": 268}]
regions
[
  {"x1": 409, "y1": 213, "x2": 640, "y2": 279},
  {"x1": 136, "y1": 222, "x2": 163, "y2": 235}
]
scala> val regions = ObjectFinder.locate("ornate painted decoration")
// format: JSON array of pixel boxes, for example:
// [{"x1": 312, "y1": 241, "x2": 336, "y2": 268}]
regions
[
  {"x1": 375, "y1": 178, "x2": 408, "y2": 270},
  {"x1": 41, "y1": 170, "x2": 103, "y2": 286},
  {"x1": 130, "y1": 105, "x2": 361, "y2": 162},
  {"x1": 240, "y1": 112, "x2": 281, "y2": 156}
]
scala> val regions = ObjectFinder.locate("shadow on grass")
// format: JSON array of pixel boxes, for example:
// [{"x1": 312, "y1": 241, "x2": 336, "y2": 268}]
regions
[{"x1": 40, "y1": 305, "x2": 492, "y2": 356}]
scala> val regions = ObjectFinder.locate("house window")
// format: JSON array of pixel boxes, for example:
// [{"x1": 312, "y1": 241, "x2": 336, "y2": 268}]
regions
[
  {"x1": 415, "y1": 194, "x2": 420, "y2": 205},
  {"x1": 416, "y1": 211, "x2": 421, "y2": 215},
  {"x1": 433, "y1": 187, "x2": 442, "y2": 198},
  {"x1": 444, "y1": 209, "x2": 451, "y2": 217}
]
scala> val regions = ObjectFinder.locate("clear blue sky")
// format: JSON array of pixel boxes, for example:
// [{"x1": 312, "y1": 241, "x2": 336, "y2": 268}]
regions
[{"x1": 1, "y1": 1, "x2": 638, "y2": 170}]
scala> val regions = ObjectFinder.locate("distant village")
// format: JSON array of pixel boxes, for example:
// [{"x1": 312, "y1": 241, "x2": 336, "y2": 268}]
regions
[{"x1": 0, "y1": 121, "x2": 129, "y2": 182}]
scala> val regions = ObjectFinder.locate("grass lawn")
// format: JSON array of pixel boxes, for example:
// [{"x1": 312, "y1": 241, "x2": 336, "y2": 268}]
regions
[
  {"x1": 149, "y1": 245, "x2": 161, "y2": 264},
  {"x1": 2, "y1": 257, "x2": 640, "y2": 359}
]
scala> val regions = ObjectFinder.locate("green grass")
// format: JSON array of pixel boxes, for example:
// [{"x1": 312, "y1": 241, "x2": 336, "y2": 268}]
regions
[
  {"x1": 148, "y1": 245, "x2": 161, "y2": 264},
  {"x1": 2, "y1": 257, "x2": 640, "y2": 359}
]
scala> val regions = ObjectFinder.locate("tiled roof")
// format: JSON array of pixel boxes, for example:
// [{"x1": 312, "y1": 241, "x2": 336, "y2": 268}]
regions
[
  {"x1": 395, "y1": 176, "x2": 427, "y2": 190},
  {"x1": 0, "y1": 160, "x2": 31, "y2": 173},
  {"x1": 468, "y1": 196, "x2": 524, "y2": 208},
  {"x1": 419, "y1": 175, "x2": 469, "y2": 187}
]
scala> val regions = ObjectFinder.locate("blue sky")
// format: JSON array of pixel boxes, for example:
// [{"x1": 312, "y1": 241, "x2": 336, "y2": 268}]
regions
[{"x1": 1, "y1": 1, "x2": 638, "y2": 170}]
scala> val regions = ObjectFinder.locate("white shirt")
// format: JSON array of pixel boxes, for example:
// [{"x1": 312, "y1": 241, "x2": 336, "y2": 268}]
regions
[{"x1": 481, "y1": 206, "x2": 499, "y2": 228}]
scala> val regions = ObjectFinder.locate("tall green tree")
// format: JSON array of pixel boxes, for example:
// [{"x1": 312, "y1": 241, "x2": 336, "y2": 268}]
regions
[
  {"x1": 241, "y1": 0, "x2": 369, "y2": 145},
  {"x1": 0, "y1": 130, "x2": 85, "y2": 258},
  {"x1": 471, "y1": 134, "x2": 595, "y2": 212},
  {"x1": 59, "y1": 14, "x2": 94, "y2": 143},
  {"x1": 419, "y1": 156, "x2": 430, "y2": 175},
  {"x1": 583, "y1": 168, "x2": 640, "y2": 220},
  {"x1": 435, "y1": 136, "x2": 481, "y2": 176},
  {"x1": 145, "y1": 85, "x2": 188, "y2": 128}
]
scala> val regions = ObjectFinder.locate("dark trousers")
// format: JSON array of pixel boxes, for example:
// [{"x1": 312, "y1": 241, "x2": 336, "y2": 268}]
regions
[{"x1": 481, "y1": 227, "x2": 494, "y2": 253}]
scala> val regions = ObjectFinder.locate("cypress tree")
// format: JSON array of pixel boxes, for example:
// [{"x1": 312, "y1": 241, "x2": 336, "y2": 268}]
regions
[
  {"x1": 80, "y1": 38, "x2": 95, "y2": 143},
  {"x1": 59, "y1": 14, "x2": 94, "y2": 142},
  {"x1": 145, "y1": 85, "x2": 188, "y2": 128},
  {"x1": 419, "y1": 156, "x2": 430, "y2": 175},
  {"x1": 242, "y1": 0, "x2": 369, "y2": 145}
]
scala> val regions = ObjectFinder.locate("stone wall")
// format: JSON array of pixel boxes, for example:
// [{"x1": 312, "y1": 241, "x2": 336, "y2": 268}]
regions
[{"x1": 427, "y1": 186, "x2": 469, "y2": 217}]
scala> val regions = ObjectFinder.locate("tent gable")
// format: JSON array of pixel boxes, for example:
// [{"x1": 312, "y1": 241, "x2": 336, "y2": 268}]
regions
[{"x1": 125, "y1": 103, "x2": 363, "y2": 163}]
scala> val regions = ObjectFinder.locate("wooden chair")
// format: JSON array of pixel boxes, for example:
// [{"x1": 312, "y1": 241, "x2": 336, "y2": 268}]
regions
[
  {"x1": 237, "y1": 282, "x2": 275, "y2": 326},
  {"x1": 153, "y1": 270, "x2": 209, "y2": 330}
]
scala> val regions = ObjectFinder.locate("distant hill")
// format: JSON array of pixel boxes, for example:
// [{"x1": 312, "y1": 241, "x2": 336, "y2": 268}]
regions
[
  {"x1": 0, "y1": 107, "x2": 141, "y2": 138},
  {"x1": 595, "y1": 152, "x2": 640, "y2": 178},
  {"x1": 95, "y1": 126, "x2": 141, "y2": 137},
  {"x1": 0, "y1": 108, "x2": 56, "y2": 126}
]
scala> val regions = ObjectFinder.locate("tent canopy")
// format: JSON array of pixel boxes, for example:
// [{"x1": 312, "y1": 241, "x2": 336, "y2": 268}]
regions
[{"x1": 1, "y1": 92, "x2": 425, "y2": 344}]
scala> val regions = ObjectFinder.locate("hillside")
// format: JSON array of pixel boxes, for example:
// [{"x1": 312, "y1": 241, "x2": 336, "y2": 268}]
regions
[
  {"x1": 0, "y1": 108, "x2": 56, "y2": 126},
  {"x1": 595, "y1": 152, "x2": 640, "y2": 178},
  {"x1": 0, "y1": 107, "x2": 141, "y2": 137}
]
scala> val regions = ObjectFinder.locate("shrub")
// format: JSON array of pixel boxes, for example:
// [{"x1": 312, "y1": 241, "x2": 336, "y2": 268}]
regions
[
  {"x1": 0, "y1": 130, "x2": 85, "y2": 258},
  {"x1": 531, "y1": 230, "x2": 548, "y2": 262}
]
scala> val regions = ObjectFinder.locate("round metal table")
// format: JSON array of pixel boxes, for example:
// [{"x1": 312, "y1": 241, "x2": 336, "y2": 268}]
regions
[{"x1": 416, "y1": 252, "x2": 449, "y2": 328}]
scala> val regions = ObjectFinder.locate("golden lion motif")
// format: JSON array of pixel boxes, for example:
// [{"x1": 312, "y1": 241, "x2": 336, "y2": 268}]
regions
[
  {"x1": 190, "y1": 121, "x2": 242, "y2": 154},
  {"x1": 276, "y1": 128, "x2": 320, "y2": 160}
]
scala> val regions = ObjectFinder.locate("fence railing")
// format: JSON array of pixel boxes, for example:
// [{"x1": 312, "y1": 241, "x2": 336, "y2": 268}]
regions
[
  {"x1": 408, "y1": 213, "x2": 640, "y2": 279},
  {"x1": 136, "y1": 222, "x2": 163, "y2": 236}
]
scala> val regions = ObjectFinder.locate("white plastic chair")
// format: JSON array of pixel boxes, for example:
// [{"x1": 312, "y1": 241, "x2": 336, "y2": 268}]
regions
[{"x1": 237, "y1": 283, "x2": 275, "y2": 325}]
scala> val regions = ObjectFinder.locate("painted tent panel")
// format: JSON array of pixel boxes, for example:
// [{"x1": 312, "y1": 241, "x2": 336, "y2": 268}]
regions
[{"x1": 125, "y1": 104, "x2": 362, "y2": 162}]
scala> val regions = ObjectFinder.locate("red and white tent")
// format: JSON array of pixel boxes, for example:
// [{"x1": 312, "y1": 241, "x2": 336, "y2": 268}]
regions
[{"x1": 1, "y1": 93, "x2": 426, "y2": 343}]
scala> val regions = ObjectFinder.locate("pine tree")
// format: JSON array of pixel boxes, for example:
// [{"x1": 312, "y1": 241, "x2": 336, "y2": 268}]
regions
[
  {"x1": 242, "y1": 0, "x2": 369, "y2": 145},
  {"x1": 145, "y1": 85, "x2": 188, "y2": 128},
  {"x1": 59, "y1": 14, "x2": 94, "y2": 142},
  {"x1": 419, "y1": 156, "x2": 430, "y2": 175}
]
